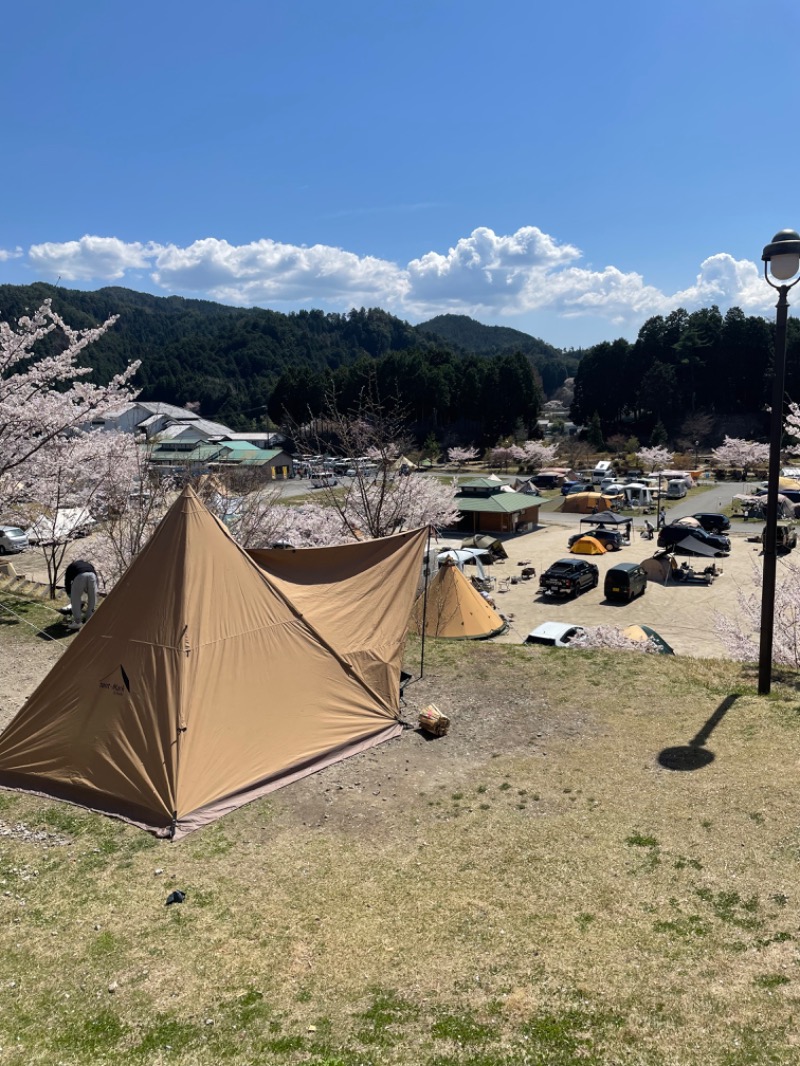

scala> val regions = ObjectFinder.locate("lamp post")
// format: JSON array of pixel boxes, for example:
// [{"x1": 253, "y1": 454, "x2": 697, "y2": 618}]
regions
[
  {"x1": 758, "y1": 229, "x2": 800, "y2": 695},
  {"x1": 694, "y1": 440, "x2": 700, "y2": 467}
]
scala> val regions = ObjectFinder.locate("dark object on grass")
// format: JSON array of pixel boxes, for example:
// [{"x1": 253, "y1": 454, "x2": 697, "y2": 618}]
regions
[{"x1": 165, "y1": 890, "x2": 186, "y2": 906}]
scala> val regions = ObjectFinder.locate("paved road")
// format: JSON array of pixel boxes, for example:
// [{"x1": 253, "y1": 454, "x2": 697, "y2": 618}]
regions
[{"x1": 538, "y1": 480, "x2": 753, "y2": 531}]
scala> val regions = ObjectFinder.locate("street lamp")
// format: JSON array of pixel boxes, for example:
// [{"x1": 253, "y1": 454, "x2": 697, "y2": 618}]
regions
[
  {"x1": 694, "y1": 440, "x2": 700, "y2": 467},
  {"x1": 758, "y1": 229, "x2": 800, "y2": 695}
]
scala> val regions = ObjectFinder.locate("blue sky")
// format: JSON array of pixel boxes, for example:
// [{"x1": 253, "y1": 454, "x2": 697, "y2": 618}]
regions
[{"x1": 2, "y1": 0, "x2": 799, "y2": 348}]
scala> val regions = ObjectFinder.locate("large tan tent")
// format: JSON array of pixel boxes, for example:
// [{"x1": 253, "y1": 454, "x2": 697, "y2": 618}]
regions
[
  {"x1": 561, "y1": 492, "x2": 622, "y2": 514},
  {"x1": 409, "y1": 562, "x2": 507, "y2": 640},
  {"x1": 0, "y1": 489, "x2": 427, "y2": 838},
  {"x1": 247, "y1": 530, "x2": 427, "y2": 701}
]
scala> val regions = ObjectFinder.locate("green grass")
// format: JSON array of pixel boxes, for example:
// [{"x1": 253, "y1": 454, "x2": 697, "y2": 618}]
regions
[{"x1": 3, "y1": 629, "x2": 800, "y2": 1063}]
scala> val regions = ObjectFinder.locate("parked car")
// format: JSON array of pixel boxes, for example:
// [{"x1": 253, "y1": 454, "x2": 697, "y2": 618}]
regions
[
  {"x1": 761, "y1": 523, "x2": 798, "y2": 552},
  {"x1": 604, "y1": 562, "x2": 648, "y2": 602},
  {"x1": 666, "y1": 478, "x2": 688, "y2": 499},
  {"x1": 692, "y1": 512, "x2": 731, "y2": 534},
  {"x1": 754, "y1": 486, "x2": 800, "y2": 505},
  {"x1": 539, "y1": 558, "x2": 599, "y2": 598},
  {"x1": 531, "y1": 474, "x2": 561, "y2": 490},
  {"x1": 561, "y1": 481, "x2": 595, "y2": 496},
  {"x1": 0, "y1": 525, "x2": 28, "y2": 554},
  {"x1": 567, "y1": 528, "x2": 623, "y2": 552},
  {"x1": 524, "y1": 622, "x2": 585, "y2": 647},
  {"x1": 657, "y1": 524, "x2": 731, "y2": 554}
]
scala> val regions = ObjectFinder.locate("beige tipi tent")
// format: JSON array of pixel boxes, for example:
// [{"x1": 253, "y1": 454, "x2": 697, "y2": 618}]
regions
[
  {"x1": 0, "y1": 489, "x2": 427, "y2": 838},
  {"x1": 409, "y1": 562, "x2": 507, "y2": 640}
]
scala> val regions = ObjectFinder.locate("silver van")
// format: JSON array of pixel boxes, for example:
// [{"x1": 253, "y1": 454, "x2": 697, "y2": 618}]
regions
[{"x1": 666, "y1": 479, "x2": 688, "y2": 499}]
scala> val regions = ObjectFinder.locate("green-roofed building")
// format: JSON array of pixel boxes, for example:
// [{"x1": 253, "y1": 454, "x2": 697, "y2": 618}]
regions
[{"x1": 454, "y1": 478, "x2": 544, "y2": 535}]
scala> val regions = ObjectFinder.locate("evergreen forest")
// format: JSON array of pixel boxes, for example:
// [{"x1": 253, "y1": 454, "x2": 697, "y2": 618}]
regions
[
  {"x1": 1, "y1": 283, "x2": 795, "y2": 450},
  {"x1": 570, "y1": 306, "x2": 800, "y2": 447}
]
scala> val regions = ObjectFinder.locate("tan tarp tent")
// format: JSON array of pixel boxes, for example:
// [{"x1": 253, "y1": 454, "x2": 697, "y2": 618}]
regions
[
  {"x1": 561, "y1": 492, "x2": 622, "y2": 514},
  {"x1": 570, "y1": 535, "x2": 606, "y2": 555},
  {"x1": 641, "y1": 551, "x2": 679, "y2": 585},
  {"x1": 409, "y1": 562, "x2": 507, "y2": 640},
  {"x1": 247, "y1": 529, "x2": 427, "y2": 702},
  {"x1": 0, "y1": 488, "x2": 427, "y2": 838}
]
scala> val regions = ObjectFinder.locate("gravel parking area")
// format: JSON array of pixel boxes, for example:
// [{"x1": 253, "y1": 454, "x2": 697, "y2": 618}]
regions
[{"x1": 438, "y1": 519, "x2": 767, "y2": 657}]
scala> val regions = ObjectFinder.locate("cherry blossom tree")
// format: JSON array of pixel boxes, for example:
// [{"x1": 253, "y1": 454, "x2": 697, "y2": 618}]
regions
[
  {"x1": 0, "y1": 301, "x2": 139, "y2": 507},
  {"x1": 522, "y1": 440, "x2": 559, "y2": 469},
  {"x1": 90, "y1": 444, "x2": 175, "y2": 589},
  {"x1": 636, "y1": 446, "x2": 674, "y2": 472},
  {"x1": 570, "y1": 625, "x2": 661, "y2": 654},
  {"x1": 14, "y1": 431, "x2": 140, "y2": 597},
  {"x1": 447, "y1": 446, "x2": 479, "y2": 466},
  {"x1": 288, "y1": 387, "x2": 460, "y2": 539},
  {"x1": 710, "y1": 437, "x2": 769, "y2": 480},
  {"x1": 488, "y1": 446, "x2": 515, "y2": 470},
  {"x1": 715, "y1": 557, "x2": 800, "y2": 668},
  {"x1": 783, "y1": 402, "x2": 800, "y2": 457}
]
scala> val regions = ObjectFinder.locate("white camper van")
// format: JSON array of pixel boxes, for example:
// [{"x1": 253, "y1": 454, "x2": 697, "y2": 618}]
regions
[
  {"x1": 666, "y1": 478, "x2": 688, "y2": 499},
  {"x1": 593, "y1": 460, "x2": 613, "y2": 481}
]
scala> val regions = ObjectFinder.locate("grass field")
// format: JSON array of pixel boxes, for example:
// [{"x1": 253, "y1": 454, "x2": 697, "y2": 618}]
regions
[{"x1": 1, "y1": 610, "x2": 800, "y2": 1064}]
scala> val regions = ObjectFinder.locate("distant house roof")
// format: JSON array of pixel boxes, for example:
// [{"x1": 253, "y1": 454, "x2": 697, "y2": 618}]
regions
[
  {"x1": 459, "y1": 477, "x2": 513, "y2": 491},
  {"x1": 212, "y1": 432, "x2": 284, "y2": 444},
  {"x1": 454, "y1": 490, "x2": 544, "y2": 514}
]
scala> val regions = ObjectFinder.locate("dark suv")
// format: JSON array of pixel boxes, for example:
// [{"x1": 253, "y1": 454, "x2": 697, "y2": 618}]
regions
[
  {"x1": 539, "y1": 558, "x2": 599, "y2": 598},
  {"x1": 568, "y1": 528, "x2": 623, "y2": 552},
  {"x1": 691, "y1": 512, "x2": 731, "y2": 534},
  {"x1": 657, "y1": 524, "x2": 731, "y2": 554}
]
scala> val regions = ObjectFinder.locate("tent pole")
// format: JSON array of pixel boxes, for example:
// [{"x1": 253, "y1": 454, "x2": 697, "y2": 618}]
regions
[{"x1": 419, "y1": 524, "x2": 431, "y2": 679}]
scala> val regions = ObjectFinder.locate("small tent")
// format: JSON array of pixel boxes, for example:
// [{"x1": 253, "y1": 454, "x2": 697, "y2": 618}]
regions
[
  {"x1": 409, "y1": 562, "x2": 507, "y2": 640},
  {"x1": 389, "y1": 454, "x2": 418, "y2": 472},
  {"x1": 0, "y1": 488, "x2": 427, "y2": 838},
  {"x1": 460, "y1": 534, "x2": 508, "y2": 559},
  {"x1": 641, "y1": 551, "x2": 679, "y2": 585},
  {"x1": 622, "y1": 624, "x2": 675, "y2": 655},
  {"x1": 570, "y1": 535, "x2": 606, "y2": 555}
]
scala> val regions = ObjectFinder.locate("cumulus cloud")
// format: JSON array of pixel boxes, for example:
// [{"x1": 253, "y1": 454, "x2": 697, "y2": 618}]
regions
[
  {"x1": 17, "y1": 227, "x2": 775, "y2": 328},
  {"x1": 151, "y1": 238, "x2": 407, "y2": 306},
  {"x1": 0, "y1": 246, "x2": 23, "y2": 261},
  {"x1": 29, "y1": 235, "x2": 161, "y2": 281}
]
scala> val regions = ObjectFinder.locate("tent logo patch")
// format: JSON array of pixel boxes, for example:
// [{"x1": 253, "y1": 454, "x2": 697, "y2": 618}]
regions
[{"x1": 99, "y1": 665, "x2": 131, "y2": 697}]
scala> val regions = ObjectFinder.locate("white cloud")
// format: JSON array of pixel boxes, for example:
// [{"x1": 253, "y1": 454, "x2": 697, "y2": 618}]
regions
[
  {"x1": 28, "y1": 235, "x2": 161, "y2": 281},
  {"x1": 151, "y1": 238, "x2": 407, "y2": 306},
  {"x1": 17, "y1": 228, "x2": 776, "y2": 329},
  {"x1": 0, "y1": 246, "x2": 23, "y2": 261}
]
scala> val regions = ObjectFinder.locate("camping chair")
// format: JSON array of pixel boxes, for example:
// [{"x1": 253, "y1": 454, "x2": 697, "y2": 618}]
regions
[{"x1": 497, "y1": 577, "x2": 511, "y2": 593}]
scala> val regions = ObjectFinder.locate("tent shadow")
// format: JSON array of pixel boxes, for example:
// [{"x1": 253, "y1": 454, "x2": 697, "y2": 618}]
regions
[{"x1": 657, "y1": 694, "x2": 738, "y2": 772}]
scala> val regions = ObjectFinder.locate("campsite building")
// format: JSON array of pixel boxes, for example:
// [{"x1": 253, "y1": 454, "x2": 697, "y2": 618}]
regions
[{"x1": 452, "y1": 478, "x2": 543, "y2": 535}]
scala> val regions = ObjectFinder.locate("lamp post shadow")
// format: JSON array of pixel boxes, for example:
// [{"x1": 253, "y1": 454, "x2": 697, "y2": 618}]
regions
[{"x1": 657, "y1": 695, "x2": 739, "y2": 771}]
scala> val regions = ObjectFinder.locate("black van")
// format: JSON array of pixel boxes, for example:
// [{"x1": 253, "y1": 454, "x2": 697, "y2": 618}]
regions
[{"x1": 604, "y1": 562, "x2": 647, "y2": 602}]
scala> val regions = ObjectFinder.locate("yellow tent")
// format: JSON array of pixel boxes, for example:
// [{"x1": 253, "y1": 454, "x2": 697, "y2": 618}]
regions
[
  {"x1": 570, "y1": 535, "x2": 606, "y2": 555},
  {"x1": 779, "y1": 476, "x2": 800, "y2": 490},
  {"x1": 409, "y1": 562, "x2": 507, "y2": 640},
  {"x1": 0, "y1": 488, "x2": 427, "y2": 838}
]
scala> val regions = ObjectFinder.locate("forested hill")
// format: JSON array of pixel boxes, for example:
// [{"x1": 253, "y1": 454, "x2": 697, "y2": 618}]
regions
[
  {"x1": 0, "y1": 284, "x2": 556, "y2": 440},
  {"x1": 418, "y1": 313, "x2": 580, "y2": 393}
]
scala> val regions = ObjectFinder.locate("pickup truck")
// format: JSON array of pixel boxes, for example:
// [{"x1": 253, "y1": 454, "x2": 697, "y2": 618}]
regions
[{"x1": 539, "y1": 558, "x2": 599, "y2": 598}]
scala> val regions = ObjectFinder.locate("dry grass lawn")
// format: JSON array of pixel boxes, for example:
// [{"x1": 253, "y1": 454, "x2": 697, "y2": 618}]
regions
[{"x1": 1, "y1": 604, "x2": 800, "y2": 1064}]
